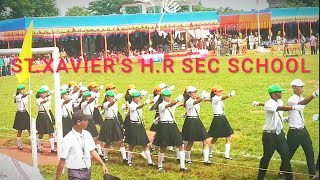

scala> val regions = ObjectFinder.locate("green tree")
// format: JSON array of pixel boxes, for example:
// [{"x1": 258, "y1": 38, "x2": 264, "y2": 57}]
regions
[
  {"x1": 281, "y1": 0, "x2": 319, "y2": 7},
  {"x1": 89, "y1": 0, "x2": 140, "y2": 15},
  {"x1": 217, "y1": 7, "x2": 241, "y2": 14},
  {"x1": 66, "y1": 6, "x2": 92, "y2": 16},
  {"x1": 0, "y1": 0, "x2": 59, "y2": 20}
]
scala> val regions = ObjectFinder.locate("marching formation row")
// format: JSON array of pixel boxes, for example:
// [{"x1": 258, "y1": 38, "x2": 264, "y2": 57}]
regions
[{"x1": 13, "y1": 80, "x2": 319, "y2": 179}]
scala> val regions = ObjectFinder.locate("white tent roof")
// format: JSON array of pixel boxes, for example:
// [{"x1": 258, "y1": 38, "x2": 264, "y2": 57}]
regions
[{"x1": 0, "y1": 153, "x2": 44, "y2": 180}]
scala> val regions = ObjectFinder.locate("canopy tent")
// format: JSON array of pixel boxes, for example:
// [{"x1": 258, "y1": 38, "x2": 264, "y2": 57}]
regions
[
  {"x1": 0, "y1": 11, "x2": 219, "y2": 40},
  {"x1": 270, "y1": 7, "x2": 319, "y2": 24},
  {"x1": 220, "y1": 10, "x2": 272, "y2": 31}
]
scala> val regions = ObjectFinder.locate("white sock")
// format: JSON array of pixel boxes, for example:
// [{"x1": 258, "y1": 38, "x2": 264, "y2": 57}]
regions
[
  {"x1": 17, "y1": 137, "x2": 22, "y2": 147},
  {"x1": 53, "y1": 131, "x2": 57, "y2": 143},
  {"x1": 103, "y1": 148, "x2": 108, "y2": 159},
  {"x1": 120, "y1": 147, "x2": 127, "y2": 160},
  {"x1": 49, "y1": 138, "x2": 55, "y2": 150},
  {"x1": 179, "y1": 151, "x2": 186, "y2": 169},
  {"x1": 128, "y1": 151, "x2": 132, "y2": 164},
  {"x1": 158, "y1": 153, "x2": 164, "y2": 168},
  {"x1": 209, "y1": 144, "x2": 214, "y2": 155},
  {"x1": 175, "y1": 148, "x2": 180, "y2": 159},
  {"x1": 37, "y1": 139, "x2": 42, "y2": 149},
  {"x1": 144, "y1": 150, "x2": 153, "y2": 164},
  {"x1": 183, "y1": 141, "x2": 188, "y2": 150},
  {"x1": 96, "y1": 144, "x2": 102, "y2": 155},
  {"x1": 168, "y1": 146, "x2": 173, "y2": 151},
  {"x1": 185, "y1": 151, "x2": 191, "y2": 161},
  {"x1": 203, "y1": 149, "x2": 209, "y2": 162},
  {"x1": 225, "y1": 143, "x2": 231, "y2": 158},
  {"x1": 151, "y1": 144, "x2": 156, "y2": 150}
]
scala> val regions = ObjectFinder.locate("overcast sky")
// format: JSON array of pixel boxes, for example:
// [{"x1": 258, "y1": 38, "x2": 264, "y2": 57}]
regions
[{"x1": 56, "y1": 0, "x2": 269, "y2": 16}]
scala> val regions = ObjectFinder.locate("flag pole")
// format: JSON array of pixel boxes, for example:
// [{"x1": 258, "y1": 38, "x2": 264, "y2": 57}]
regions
[
  {"x1": 29, "y1": 76, "x2": 38, "y2": 169},
  {"x1": 257, "y1": 1, "x2": 261, "y2": 47}
]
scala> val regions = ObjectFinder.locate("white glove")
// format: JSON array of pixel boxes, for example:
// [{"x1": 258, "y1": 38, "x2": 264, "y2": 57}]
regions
[
  {"x1": 200, "y1": 90, "x2": 209, "y2": 99},
  {"x1": 181, "y1": 112, "x2": 187, "y2": 118},
  {"x1": 121, "y1": 104, "x2": 127, "y2": 110},
  {"x1": 175, "y1": 94, "x2": 184, "y2": 102},
  {"x1": 144, "y1": 99, "x2": 151, "y2": 105},
  {"x1": 50, "y1": 90, "x2": 54, "y2": 94},
  {"x1": 140, "y1": 90, "x2": 148, "y2": 97},
  {"x1": 312, "y1": 89, "x2": 319, "y2": 98},
  {"x1": 168, "y1": 85, "x2": 175, "y2": 91},
  {"x1": 27, "y1": 90, "x2": 32, "y2": 95},
  {"x1": 115, "y1": 93, "x2": 124, "y2": 101},
  {"x1": 98, "y1": 85, "x2": 104, "y2": 91},
  {"x1": 78, "y1": 82, "x2": 83, "y2": 87},
  {"x1": 312, "y1": 114, "x2": 319, "y2": 121},
  {"x1": 100, "y1": 110, "x2": 104, "y2": 115},
  {"x1": 228, "y1": 90, "x2": 236, "y2": 97},
  {"x1": 252, "y1": 101, "x2": 260, "y2": 107},
  {"x1": 283, "y1": 116, "x2": 289, "y2": 123},
  {"x1": 292, "y1": 105, "x2": 305, "y2": 111},
  {"x1": 148, "y1": 94, "x2": 153, "y2": 99}
]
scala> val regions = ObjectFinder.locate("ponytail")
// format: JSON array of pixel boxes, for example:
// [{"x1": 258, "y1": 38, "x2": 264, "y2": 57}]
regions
[
  {"x1": 183, "y1": 91, "x2": 190, "y2": 108},
  {"x1": 210, "y1": 91, "x2": 216, "y2": 99},
  {"x1": 14, "y1": 89, "x2": 19, "y2": 103}
]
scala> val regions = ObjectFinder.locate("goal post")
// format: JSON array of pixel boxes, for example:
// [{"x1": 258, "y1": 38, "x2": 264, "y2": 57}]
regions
[{"x1": 0, "y1": 47, "x2": 62, "y2": 169}]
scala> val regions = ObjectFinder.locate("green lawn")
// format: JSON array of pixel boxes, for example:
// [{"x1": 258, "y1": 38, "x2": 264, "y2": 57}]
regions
[{"x1": 0, "y1": 52, "x2": 319, "y2": 179}]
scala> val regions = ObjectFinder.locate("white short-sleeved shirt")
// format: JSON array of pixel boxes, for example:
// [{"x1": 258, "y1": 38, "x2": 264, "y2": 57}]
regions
[
  {"x1": 70, "y1": 91, "x2": 80, "y2": 107},
  {"x1": 81, "y1": 101, "x2": 94, "y2": 115},
  {"x1": 154, "y1": 95, "x2": 160, "y2": 104},
  {"x1": 90, "y1": 91, "x2": 100, "y2": 108},
  {"x1": 47, "y1": 95, "x2": 52, "y2": 110},
  {"x1": 129, "y1": 101, "x2": 142, "y2": 122},
  {"x1": 74, "y1": 96, "x2": 83, "y2": 109},
  {"x1": 61, "y1": 98, "x2": 73, "y2": 117},
  {"x1": 61, "y1": 129, "x2": 96, "y2": 169},
  {"x1": 36, "y1": 97, "x2": 49, "y2": 111},
  {"x1": 185, "y1": 98, "x2": 200, "y2": 117},
  {"x1": 15, "y1": 94, "x2": 28, "y2": 111},
  {"x1": 211, "y1": 95, "x2": 225, "y2": 115},
  {"x1": 288, "y1": 94, "x2": 305, "y2": 129},
  {"x1": 103, "y1": 101, "x2": 118, "y2": 119},
  {"x1": 263, "y1": 98, "x2": 284, "y2": 131},
  {"x1": 159, "y1": 101, "x2": 177, "y2": 122}
]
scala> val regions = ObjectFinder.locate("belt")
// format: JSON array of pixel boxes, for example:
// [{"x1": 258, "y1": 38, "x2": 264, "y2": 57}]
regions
[
  {"x1": 105, "y1": 118, "x2": 115, "y2": 120},
  {"x1": 62, "y1": 115, "x2": 69, "y2": 118},
  {"x1": 160, "y1": 121, "x2": 175, "y2": 124},
  {"x1": 69, "y1": 168, "x2": 90, "y2": 171},
  {"x1": 186, "y1": 116, "x2": 198, "y2": 119},
  {"x1": 38, "y1": 111, "x2": 45, "y2": 114},
  {"x1": 214, "y1": 114, "x2": 224, "y2": 117},
  {"x1": 289, "y1": 126, "x2": 305, "y2": 130},
  {"x1": 130, "y1": 121, "x2": 142, "y2": 124},
  {"x1": 18, "y1": 110, "x2": 27, "y2": 112},
  {"x1": 263, "y1": 130, "x2": 276, "y2": 134}
]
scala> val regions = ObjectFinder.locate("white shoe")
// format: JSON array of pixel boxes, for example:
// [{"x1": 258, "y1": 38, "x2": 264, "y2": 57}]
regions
[{"x1": 209, "y1": 153, "x2": 213, "y2": 158}]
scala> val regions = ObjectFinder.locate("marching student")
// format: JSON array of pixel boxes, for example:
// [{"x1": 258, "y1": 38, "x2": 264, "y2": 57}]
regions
[
  {"x1": 98, "y1": 90, "x2": 127, "y2": 162},
  {"x1": 73, "y1": 86, "x2": 88, "y2": 111},
  {"x1": 256, "y1": 85, "x2": 305, "y2": 180},
  {"x1": 80, "y1": 91, "x2": 103, "y2": 157},
  {"x1": 35, "y1": 88, "x2": 56, "y2": 153},
  {"x1": 182, "y1": 86, "x2": 211, "y2": 164},
  {"x1": 88, "y1": 82, "x2": 104, "y2": 156},
  {"x1": 149, "y1": 86, "x2": 163, "y2": 132},
  {"x1": 60, "y1": 89, "x2": 73, "y2": 137},
  {"x1": 41, "y1": 85, "x2": 55, "y2": 124},
  {"x1": 123, "y1": 84, "x2": 137, "y2": 131},
  {"x1": 125, "y1": 91, "x2": 155, "y2": 167},
  {"x1": 208, "y1": 85, "x2": 236, "y2": 160},
  {"x1": 105, "y1": 83, "x2": 124, "y2": 125},
  {"x1": 13, "y1": 84, "x2": 31, "y2": 150},
  {"x1": 68, "y1": 81, "x2": 82, "y2": 109},
  {"x1": 153, "y1": 89, "x2": 188, "y2": 172},
  {"x1": 278, "y1": 79, "x2": 318, "y2": 179}
]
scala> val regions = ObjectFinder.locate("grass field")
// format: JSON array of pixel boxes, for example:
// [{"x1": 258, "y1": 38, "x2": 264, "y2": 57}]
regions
[{"x1": 0, "y1": 52, "x2": 319, "y2": 180}]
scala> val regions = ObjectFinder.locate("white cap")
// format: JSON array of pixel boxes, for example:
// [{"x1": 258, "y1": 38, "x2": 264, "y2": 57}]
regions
[
  {"x1": 61, "y1": 85, "x2": 69, "y2": 90},
  {"x1": 291, "y1": 79, "x2": 305, "y2": 86},
  {"x1": 187, "y1": 86, "x2": 198, "y2": 93},
  {"x1": 159, "y1": 83, "x2": 168, "y2": 89},
  {"x1": 41, "y1": 85, "x2": 50, "y2": 91},
  {"x1": 79, "y1": 86, "x2": 88, "y2": 92}
]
